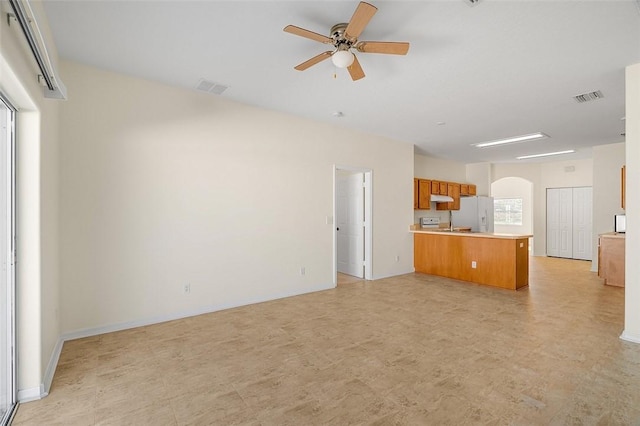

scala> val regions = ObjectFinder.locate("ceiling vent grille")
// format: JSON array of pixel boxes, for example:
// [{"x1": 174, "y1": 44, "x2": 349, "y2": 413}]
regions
[
  {"x1": 463, "y1": 0, "x2": 480, "y2": 5},
  {"x1": 196, "y1": 79, "x2": 229, "y2": 95},
  {"x1": 573, "y1": 90, "x2": 604, "y2": 103}
]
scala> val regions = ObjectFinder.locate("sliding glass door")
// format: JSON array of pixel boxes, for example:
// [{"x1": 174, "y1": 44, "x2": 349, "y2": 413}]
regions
[{"x1": 0, "y1": 95, "x2": 16, "y2": 424}]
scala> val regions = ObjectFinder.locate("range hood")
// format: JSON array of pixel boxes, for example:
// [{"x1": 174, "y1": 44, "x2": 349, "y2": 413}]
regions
[{"x1": 430, "y1": 194, "x2": 454, "y2": 203}]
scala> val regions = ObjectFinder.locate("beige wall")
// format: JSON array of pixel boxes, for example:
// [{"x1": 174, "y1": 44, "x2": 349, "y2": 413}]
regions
[
  {"x1": 592, "y1": 143, "x2": 625, "y2": 272},
  {"x1": 623, "y1": 63, "x2": 640, "y2": 343},
  {"x1": 0, "y1": 2, "x2": 61, "y2": 399},
  {"x1": 491, "y1": 159, "x2": 593, "y2": 257},
  {"x1": 466, "y1": 163, "x2": 492, "y2": 196},
  {"x1": 58, "y1": 61, "x2": 415, "y2": 335}
]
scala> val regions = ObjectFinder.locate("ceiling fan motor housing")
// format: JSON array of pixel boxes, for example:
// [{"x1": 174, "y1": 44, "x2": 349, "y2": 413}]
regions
[{"x1": 330, "y1": 23, "x2": 354, "y2": 51}]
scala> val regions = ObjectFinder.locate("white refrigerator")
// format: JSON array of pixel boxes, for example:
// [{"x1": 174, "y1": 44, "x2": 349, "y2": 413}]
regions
[{"x1": 451, "y1": 196, "x2": 494, "y2": 233}]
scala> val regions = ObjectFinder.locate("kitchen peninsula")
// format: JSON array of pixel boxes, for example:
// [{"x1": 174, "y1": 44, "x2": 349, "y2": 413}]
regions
[{"x1": 411, "y1": 226, "x2": 532, "y2": 290}]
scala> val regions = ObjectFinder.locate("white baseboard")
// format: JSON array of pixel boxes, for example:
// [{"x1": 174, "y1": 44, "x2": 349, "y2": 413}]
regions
[
  {"x1": 620, "y1": 330, "x2": 640, "y2": 344},
  {"x1": 372, "y1": 268, "x2": 415, "y2": 281},
  {"x1": 17, "y1": 384, "x2": 44, "y2": 403},
  {"x1": 23, "y1": 279, "x2": 397, "y2": 402},
  {"x1": 42, "y1": 337, "x2": 64, "y2": 395},
  {"x1": 62, "y1": 282, "x2": 334, "y2": 342}
]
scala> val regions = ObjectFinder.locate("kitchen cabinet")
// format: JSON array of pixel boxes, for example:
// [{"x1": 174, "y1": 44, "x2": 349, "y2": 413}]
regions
[
  {"x1": 414, "y1": 179, "x2": 431, "y2": 210},
  {"x1": 598, "y1": 233, "x2": 625, "y2": 287},
  {"x1": 437, "y1": 182, "x2": 460, "y2": 211},
  {"x1": 431, "y1": 181, "x2": 440, "y2": 195},
  {"x1": 415, "y1": 177, "x2": 477, "y2": 210},
  {"x1": 439, "y1": 181, "x2": 448, "y2": 195},
  {"x1": 412, "y1": 230, "x2": 530, "y2": 290}
]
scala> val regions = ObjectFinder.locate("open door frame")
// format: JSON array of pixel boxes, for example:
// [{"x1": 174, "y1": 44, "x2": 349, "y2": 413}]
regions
[{"x1": 333, "y1": 165, "x2": 373, "y2": 285}]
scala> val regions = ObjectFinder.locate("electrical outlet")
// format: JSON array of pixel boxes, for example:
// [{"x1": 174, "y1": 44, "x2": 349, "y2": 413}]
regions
[
  {"x1": 300, "y1": 267, "x2": 306, "y2": 276},
  {"x1": 184, "y1": 283, "x2": 191, "y2": 294},
  {"x1": 471, "y1": 261, "x2": 477, "y2": 269}
]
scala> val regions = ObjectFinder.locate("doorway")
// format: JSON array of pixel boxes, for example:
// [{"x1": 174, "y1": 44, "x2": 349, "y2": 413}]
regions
[
  {"x1": 0, "y1": 95, "x2": 16, "y2": 423},
  {"x1": 334, "y1": 166, "x2": 372, "y2": 284}
]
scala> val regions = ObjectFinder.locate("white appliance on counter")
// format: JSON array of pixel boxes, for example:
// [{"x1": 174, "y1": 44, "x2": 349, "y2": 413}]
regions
[
  {"x1": 420, "y1": 217, "x2": 440, "y2": 228},
  {"x1": 451, "y1": 196, "x2": 494, "y2": 233}
]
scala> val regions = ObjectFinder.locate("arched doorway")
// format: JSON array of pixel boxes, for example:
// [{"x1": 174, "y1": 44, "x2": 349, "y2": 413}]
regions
[{"x1": 491, "y1": 177, "x2": 534, "y2": 253}]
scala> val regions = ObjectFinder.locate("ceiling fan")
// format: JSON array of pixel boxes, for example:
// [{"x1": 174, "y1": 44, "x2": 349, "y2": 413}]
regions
[{"x1": 283, "y1": 1, "x2": 410, "y2": 81}]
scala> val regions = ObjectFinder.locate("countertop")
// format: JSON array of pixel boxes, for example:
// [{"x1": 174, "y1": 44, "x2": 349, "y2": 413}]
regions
[
  {"x1": 410, "y1": 225, "x2": 532, "y2": 240},
  {"x1": 600, "y1": 232, "x2": 626, "y2": 239}
]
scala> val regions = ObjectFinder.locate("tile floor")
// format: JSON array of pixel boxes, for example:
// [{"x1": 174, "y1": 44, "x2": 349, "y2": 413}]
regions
[{"x1": 13, "y1": 257, "x2": 640, "y2": 425}]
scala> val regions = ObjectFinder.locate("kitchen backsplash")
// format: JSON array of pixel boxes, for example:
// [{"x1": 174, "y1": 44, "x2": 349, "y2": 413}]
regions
[{"x1": 414, "y1": 209, "x2": 451, "y2": 225}]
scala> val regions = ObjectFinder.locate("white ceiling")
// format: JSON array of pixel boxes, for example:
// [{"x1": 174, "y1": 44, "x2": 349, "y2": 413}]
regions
[{"x1": 42, "y1": 1, "x2": 640, "y2": 163}]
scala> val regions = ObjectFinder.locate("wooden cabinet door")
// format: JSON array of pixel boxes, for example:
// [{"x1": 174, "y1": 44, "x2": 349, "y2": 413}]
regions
[
  {"x1": 469, "y1": 184, "x2": 477, "y2": 196},
  {"x1": 439, "y1": 181, "x2": 448, "y2": 195},
  {"x1": 436, "y1": 183, "x2": 460, "y2": 210},
  {"x1": 418, "y1": 179, "x2": 431, "y2": 209},
  {"x1": 449, "y1": 183, "x2": 461, "y2": 210},
  {"x1": 414, "y1": 179, "x2": 419, "y2": 210},
  {"x1": 431, "y1": 181, "x2": 440, "y2": 195},
  {"x1": 460, "y1": 184, "x2": 469, "y2": 196}
]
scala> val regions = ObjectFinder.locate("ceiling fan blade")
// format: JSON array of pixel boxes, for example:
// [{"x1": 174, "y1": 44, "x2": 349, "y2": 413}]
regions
[
  {"x1": 356, "y1": 41, "x2": 410, "y2": 55},
  {"x1": 294, "y1": 51, "x2": 333, "y2": 71},
  {"x1": 347, "y1": 55, "x2": 365, "y2": 81},
  {"x1": 284, "y1": 25, "x2": 333, "y2": 44},
  {"x1": 344, "y1": 2, "x2": 378, "y2": 40}
]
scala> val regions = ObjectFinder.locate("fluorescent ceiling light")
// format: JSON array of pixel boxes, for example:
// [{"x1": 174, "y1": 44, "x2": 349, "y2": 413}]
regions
[
  {"x1": 517, "y1": 150, "x2": 575, "y2": 160},
  {"x1": 473, "y1": 132, "x2": 548, "y2": 148}
]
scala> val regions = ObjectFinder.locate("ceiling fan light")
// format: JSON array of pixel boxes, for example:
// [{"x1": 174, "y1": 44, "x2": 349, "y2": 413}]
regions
[{"x1": 332, "y1": 50, "x2": 355, "y2": 68}]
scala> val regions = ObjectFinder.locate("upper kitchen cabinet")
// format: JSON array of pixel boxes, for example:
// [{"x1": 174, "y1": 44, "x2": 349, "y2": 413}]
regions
[
  {"x1": 437, "y1": 182, "x2": 460, "y2": 210},
  {"x1": 415, "y1": 177, "x2": 477, "y2": 210},
  {"x1": 431, "y1": 181, "x2": 440, "y2": 195},
  {"x1": 414, "y1": 179, "x2": 431, "y2": 210}
]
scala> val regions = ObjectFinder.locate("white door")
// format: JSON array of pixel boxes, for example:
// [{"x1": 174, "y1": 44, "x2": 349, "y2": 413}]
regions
[
  {"x1": 572, "y1": 187, "x2": 592, "y2": 260},
  {"x1": 546, "y1": 189, "x2": 561, "y2": 257},
  {"x1": 547, "y1": 188, "x2": 573, "y2": 258},
  {"x1": 336, "y1": 173, "x2": 364, "y2": 278},
  {"x1": 547, "y1": 187, "x2": 592, "y2": 260},
  {"x1": 557, "y1": 188, "x2": 573, "y2": 258}
]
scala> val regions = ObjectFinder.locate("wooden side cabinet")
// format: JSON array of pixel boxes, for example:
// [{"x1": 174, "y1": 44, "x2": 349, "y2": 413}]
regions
[{"x1": 598, "y1": 233, "x2": 625, "y2": 287}]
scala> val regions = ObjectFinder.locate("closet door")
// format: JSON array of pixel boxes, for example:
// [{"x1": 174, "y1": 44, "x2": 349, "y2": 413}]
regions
[
  {"x1": 546, "y1": 188, "x2": 573, "y2": 258},
  {"x1": 546, "y1": 187, "x2": 592, "y2": 260},
  {"x1": 572, "y1": 187, "x2": 592, "y2": 260}
]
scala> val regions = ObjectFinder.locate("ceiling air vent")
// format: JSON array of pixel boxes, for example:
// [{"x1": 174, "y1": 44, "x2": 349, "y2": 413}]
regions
[
  {"x1": 195, "y1": 79, "x2": 228, "y2": 95},
  {"x1": 573, "y1": 90, "x2": 604, "y2": 103},
  {"x1": 463, "y1": 0, "x2": 480, "y2": 5}
]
